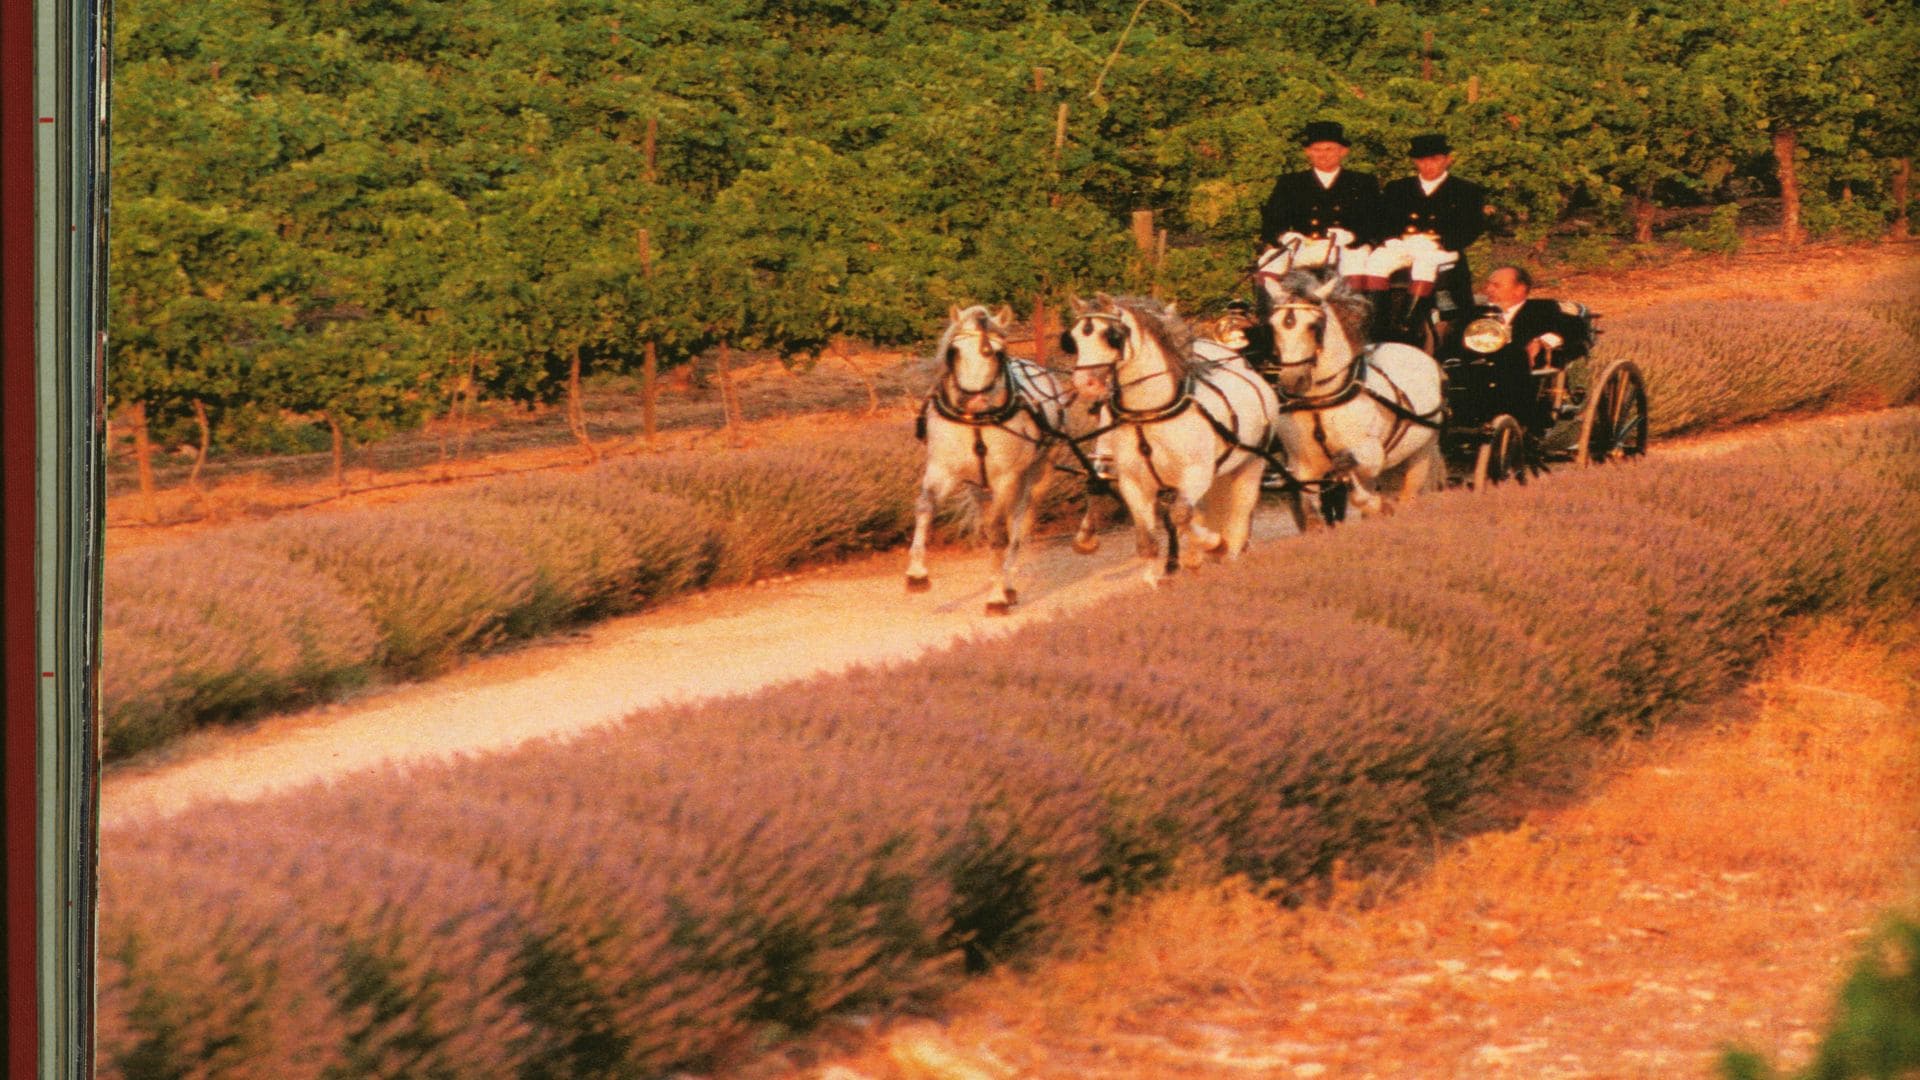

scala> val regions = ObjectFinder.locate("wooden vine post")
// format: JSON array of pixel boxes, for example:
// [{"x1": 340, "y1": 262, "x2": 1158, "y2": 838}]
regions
[
  {"x1": 716, "y1": 341, "x2": 744, "y2": 447},
  {"x1": 1131, "y1": 209, "x2": 1156, "y2": 293},
  {"x1": 1032, "y1": 74, "x2": 1069, "y2": 366},
  {"x1": 638, "y1": 228, "x2": 659, "y2": 450},
  {"x1": 1773, "y1": 125, "x2": 1803, "y2": 249},
  {"x1": 1893, "y1": 157, "x2": 1911, "y2": 240},
  {"x1": 566, "y1": 343, "x2": 600, "y2": 463}
]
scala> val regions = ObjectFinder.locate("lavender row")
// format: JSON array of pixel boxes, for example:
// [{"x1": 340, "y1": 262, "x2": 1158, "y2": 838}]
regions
[{"x1": 97, "y1": 414, "x2": 1920, "y2": 1077}]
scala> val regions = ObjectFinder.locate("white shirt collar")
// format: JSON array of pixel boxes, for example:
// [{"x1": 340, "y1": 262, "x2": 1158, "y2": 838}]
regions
[
  {"x1": 1419, "y1": 172, "x2": 1449, "y2": 196},
  {"x1": 1313, "y1": 167, "x2": 1341, "y2": 188}
]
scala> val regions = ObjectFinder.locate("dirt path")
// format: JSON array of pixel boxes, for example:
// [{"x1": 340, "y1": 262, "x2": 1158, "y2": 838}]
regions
[
  {"x1": 101, "y1": 506, "x2": 1301, "y2": 824},
  {"x1": 100, "y1": 407, "x2": 1906, "y2": 826}
]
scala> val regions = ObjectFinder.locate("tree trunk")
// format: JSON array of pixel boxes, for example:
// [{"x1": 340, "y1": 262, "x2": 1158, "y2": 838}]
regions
[
  {"x1": 1131, "y1": 210, "x2": 1154, "y2": 290},
  {"x1": 1031, "y1": 295, "x2": 1049, "y2": 368},
  {"x1": 716, "y1": 342, "x2": 745, "y2": 447},
  {"x1": 1050, "y1": 103, "x2": 1068, "y2": 209},
  {"x1": 642, "y1": 341, "x2": 659, "y2": 450},
  {"x1": 1631, "y1": 193, "x2": 1656, "y2": 244},
  {"x1": 566, "y1": 345, "x2": 599, "y2": 463},
  {"x1": 326, "y1": 412, "x2": 347, "y2": 491},
  {"x1": 1773, "y1": 125, "x2": 1803, "y2": 249},
  {"x1": 128, "y1": 401, "x2": 157, "y2": 519},
  {"x1": 832, "y1": 346, "x2": 879, "y2": 415},
  {"x1": 1893, "y1": 157, "x2": 1911, "y2": 240},
  {"x1": 188, "y1": 399, "x2": 211, "y2": 488},
  {"x1": 637, "y1": 227, "x2": 660, "y2": 450}
]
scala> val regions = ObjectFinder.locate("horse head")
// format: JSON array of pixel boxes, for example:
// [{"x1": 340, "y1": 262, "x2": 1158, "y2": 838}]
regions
[
  {"x1": 1059, "y1": 294, "x2": 1129, "y2": 401},
  {"x1": 940, "y1": 303, "x2": 1014, "y2": 407},
  {"x1": 1264, "y1": 271, "x2": 1364, "y2": 397}
]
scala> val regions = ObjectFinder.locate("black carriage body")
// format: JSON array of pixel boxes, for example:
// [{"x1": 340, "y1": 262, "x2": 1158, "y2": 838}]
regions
[{"x1": 1429, "y1": 301, "x2": 1644, "y2": 488}]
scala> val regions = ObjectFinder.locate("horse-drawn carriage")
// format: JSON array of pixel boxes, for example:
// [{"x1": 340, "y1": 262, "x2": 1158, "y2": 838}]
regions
[
  {"x1": 1254, "y1": 241, "x2": 1650, "y2": 492},
  {"x1": 907, "y1": 263, "x2": 1650, "y2": 608},
  {"x1": 1433, "y1": 300, "x2": 1649, "y2": 489}
]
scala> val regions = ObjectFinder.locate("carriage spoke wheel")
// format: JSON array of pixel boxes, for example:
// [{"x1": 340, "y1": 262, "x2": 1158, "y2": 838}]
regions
[
  {"x1": 1576, "y1": 360, "x2": 1649, "y2": 466},
  {"x1": 1469, "y1": 415, "x2": 1527, "y2": 491}
]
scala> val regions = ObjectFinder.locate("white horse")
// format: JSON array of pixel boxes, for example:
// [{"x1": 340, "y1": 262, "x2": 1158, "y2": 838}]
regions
[
  {"x1": 1255, "y1": 269, "x2": 1445, "y2": 528},
  {"x1": 1060, "y1": 294, "x2": 1280, "y2": 585},
  {"x1": 907, "y1": 304, "x2": 1073, "y2": 612}
]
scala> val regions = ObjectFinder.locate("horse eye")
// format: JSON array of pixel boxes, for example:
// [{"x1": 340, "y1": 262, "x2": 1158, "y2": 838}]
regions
[{"x1": 945, "y1": 345, "x2": 958, "y2": 363}]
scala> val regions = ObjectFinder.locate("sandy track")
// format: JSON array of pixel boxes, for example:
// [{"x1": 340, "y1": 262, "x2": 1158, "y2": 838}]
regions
[{"x1": 102, "y1": 502, "x2": 1301, "y2": 824}]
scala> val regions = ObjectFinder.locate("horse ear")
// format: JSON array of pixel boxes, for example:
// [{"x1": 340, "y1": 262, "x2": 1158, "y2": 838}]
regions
[
  {"x1": 992, "y1": 304, "x2": 1015, "y2": 328},
  {"x1": 948, "y1": 304, "x2": 963, "y2": 323},
  {"x1": 1312, "y1": 276, "x2": 1339, "y2": 302},
  {"x1": 1164, "y1": 300, "x2": 1179, "y2": 317},
  {"x1": 1069, "y1": 295, "x2": 1089, "y2": 315}
]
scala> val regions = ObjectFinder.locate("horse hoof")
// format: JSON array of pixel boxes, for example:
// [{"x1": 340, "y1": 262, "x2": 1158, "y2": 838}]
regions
[
  {"x1": 905, "y1": 575, "x2": 931, "y2": 592},
  {"x1": 1072, "y1": 535, "x2": 1101, "y2": 555},
  {"x1": 985, "y1": 599, "x2": 1012, "y2": 615}
]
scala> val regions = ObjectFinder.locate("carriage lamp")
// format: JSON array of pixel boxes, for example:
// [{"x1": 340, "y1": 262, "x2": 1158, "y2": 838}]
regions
[{"x1": 1460, "y1": 316, "x2": 1512, "y2": 354}]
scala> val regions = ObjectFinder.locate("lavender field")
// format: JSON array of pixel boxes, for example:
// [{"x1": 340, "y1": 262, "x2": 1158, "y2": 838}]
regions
[
  {"x1": 98, "y1": 411, "x2": 1920, "y2": 1078},
  {"x1": 101, "y1": 262, "x2": 1920, "y2": 762}
]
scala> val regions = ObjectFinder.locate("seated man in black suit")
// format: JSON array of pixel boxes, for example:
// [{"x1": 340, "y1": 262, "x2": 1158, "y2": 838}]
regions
[
  {"x1": 1256, "y1": 119, "x2": 1381, "y2": 277},
  {"x1": 1460, "y1": 264, "x2": 1587, "y2": 435}
]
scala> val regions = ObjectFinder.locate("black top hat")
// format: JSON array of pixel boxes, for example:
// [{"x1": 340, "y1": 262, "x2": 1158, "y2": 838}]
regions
[
  {"x1": 1409, "y1": 133, "x2": 1452, "y2": 157},
  {"x1": 1300, "y1": 120, "x2": 1349, "y2": 147}
]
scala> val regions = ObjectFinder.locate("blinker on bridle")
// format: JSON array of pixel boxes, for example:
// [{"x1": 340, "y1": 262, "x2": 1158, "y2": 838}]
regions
[{"x1": 1059, "y1": 312, "x2": 1128, "y2": 369}]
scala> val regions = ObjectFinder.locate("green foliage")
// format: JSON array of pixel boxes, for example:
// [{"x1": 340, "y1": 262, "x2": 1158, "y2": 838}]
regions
[
  {"x1": 1722, "y1": 915, "x2": 1920, "y2": 1080},
  {"x1": 1672, "y1": 204, "x2": 1744, "y2": 253},
  {"x1": 111, "y1": 0, "x2": 1910, "y2": 474}
]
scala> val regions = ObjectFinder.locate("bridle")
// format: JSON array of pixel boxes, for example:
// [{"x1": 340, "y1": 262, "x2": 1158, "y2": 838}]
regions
[
  {"x1": 933, "y1": 329, "x2": 1019, "y2": 423},
  {"x1": 1061, "y1": 311, "x2": 1188, "y2": 420}
]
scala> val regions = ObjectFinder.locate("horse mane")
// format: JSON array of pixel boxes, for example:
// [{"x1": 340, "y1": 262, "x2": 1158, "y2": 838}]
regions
[
  {"x1": 1107, "y1": 294, "x2": 1207, "y2": 376},
  {"x1": 1272, "y1": 269, "x2": 1373, "y2": 349}
]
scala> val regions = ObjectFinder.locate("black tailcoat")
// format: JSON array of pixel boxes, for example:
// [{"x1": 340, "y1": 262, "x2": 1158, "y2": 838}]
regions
[
  {"x1": 1377, "y1": 174, "x2": 1488, "y2": 253},
  {"x1": 1258, "y1": 169, "x2": 1382, "y2": 247}
]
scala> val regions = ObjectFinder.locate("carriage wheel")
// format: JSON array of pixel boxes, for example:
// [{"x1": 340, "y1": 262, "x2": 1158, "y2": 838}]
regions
[
  {"x1": 1469, "y1": 415, "x2": 1527, "y2": 491},
  {"x1": 1575, "y1": 360, "x2": 1649, "y2": 466}
]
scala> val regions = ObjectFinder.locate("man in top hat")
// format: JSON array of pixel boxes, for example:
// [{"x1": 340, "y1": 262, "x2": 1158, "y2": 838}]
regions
[
  {"x1": 1352, "y1": 133, "x2": 1489, "y2": 343},
  {"x1": 1256, "y1": 119, "x2": 1381, "y2": 277}
]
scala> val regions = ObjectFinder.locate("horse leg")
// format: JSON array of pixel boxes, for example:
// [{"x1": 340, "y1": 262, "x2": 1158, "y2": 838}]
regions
[
  {"x1": 905, "y1": 468, "x2": 951, "y2": 591},
  {"x1": 1388, "y1": 439, "x2": 1442, "y2": 507},
  {"x1": 1212, "y1": 462, "x2": 1265, "y2": 556},
  {"x1": 995, "y1": 465, "x2": 1046, "y2": 611},
  {"x1": 1173, "y1": 464, "x2": 1221, "y2": 563},
  {"x1": 1114, "y1": 474, "x2": 1165, "y2": 586},
  {"x1": 1345, "y1": 441, "x2": 1389, "y2": 517},
  {"x1": 1072, "y1": 482, "x2": 1104, "y2": 554},
  {"x1": 982, "y1": 472, "x2": 1023, "y2": 614}
]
